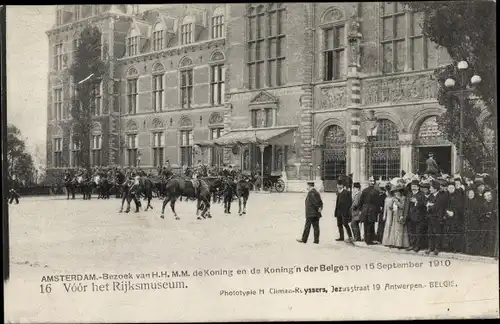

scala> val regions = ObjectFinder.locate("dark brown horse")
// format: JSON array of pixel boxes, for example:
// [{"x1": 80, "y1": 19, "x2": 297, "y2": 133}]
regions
[
  {"x1": 235, "y1": 175, "x2": 251, "y2": 216},
  {"x1": 160, "y1": 176, "x2": 221, "y2": 220}
]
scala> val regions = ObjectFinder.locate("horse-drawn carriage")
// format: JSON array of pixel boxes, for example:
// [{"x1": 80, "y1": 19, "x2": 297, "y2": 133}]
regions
[{"x1": 242, "y1": 172, "x2": 285, "y2": 192}]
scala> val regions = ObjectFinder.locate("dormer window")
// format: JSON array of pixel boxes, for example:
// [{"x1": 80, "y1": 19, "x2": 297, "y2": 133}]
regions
[
  {"x1": 212, "y1": 7, "x2": 224, "y2": 39},
  {"x1": 126, "y1": 29, "x2": 139, "y2": 56},
  {"x1": 152, "y1": 23, "x2": 164, "y2": 51},
  {"x1": 74, "y1": 5, "x2": 81, "y2": 21},
  {"x1": 56, "y1": 7, "x2": 63, "y2": 25},
  {"x1": 180, "y1": 16, "x2": 195, "y2": 45}
]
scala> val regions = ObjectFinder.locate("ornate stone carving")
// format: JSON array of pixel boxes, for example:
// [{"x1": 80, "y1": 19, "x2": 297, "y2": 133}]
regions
[
  {"x1": 362, "y1": 74, "x2": 439, "y2": 105},
  {"x1": 179, "y1": 57, "x2": 193, "y2": 68},
  {"x1": 322, "y1": 7, "x2": 344, "y2": 23},
  {"x1": 126, "y1": 120, "x2": 138, "y2": 131},
  {"x1": 152, "y1": 117, "x2": 164, "y2": 129},
  {"x1": 152, "y1": 62, "x2": 164, "y2": 72},
  {"x1": 179, "y1": 115, "x2": 193, "y2": 127},
  {"x1": 210, "y1": 51, "x2": 225, "y2": 62},
  {"x1": 126, "y1": 67, "x2": 138, "y2": 76},
  {"x1": 319, "y1": 87, "x2": 347, "y2": 110},
  {"x1": 91, "y1": 121, "x2": 102, "y2": 132},
  {"x1": 209, "y1": 112, "x2": 223, "y2": 125},
  {"x1": 53, "y1": 125, "x2": 63, "y2": 137},
  {"x1": 250, "y1": 91, "x2": 278, "y2": 104}
]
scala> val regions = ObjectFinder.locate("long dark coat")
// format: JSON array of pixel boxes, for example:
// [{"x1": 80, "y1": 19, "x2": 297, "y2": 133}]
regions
[
  {"x1": 335, "y1": 189, "x2": 352, "y2": 221},
  {"x1": 305, "y1": 188, "x2": 323, "y2": 219},
  {"x1": 442, "y1": 191, "x2": 465, "y2": 252},
  {"x1": 359, "y1": 186, "x2": 380, "y2": 223}
]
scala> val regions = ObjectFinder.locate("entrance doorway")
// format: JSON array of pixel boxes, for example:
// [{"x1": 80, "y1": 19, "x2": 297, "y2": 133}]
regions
[
  {"x1": 414, "y1": 146, "x2": 452, "y2": 175},
  {"x1": 321, "y1": 125, "x2": 346, "y2": 192}
]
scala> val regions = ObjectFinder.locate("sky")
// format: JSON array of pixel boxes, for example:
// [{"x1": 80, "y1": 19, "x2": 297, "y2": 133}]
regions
[{"x1": 7, "y1": 6, "x2": 55, "y2": 168}]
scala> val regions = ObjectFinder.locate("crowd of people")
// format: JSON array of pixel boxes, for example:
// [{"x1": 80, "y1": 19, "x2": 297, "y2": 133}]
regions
[{"x1": 301, "y1": 155, "x2": 498, "y2": 259}]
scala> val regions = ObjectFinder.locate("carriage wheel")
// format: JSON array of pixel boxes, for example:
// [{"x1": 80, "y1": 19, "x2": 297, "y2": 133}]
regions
[
  {"x1": 264, "y1": 180, "x2": 273, "y2": 191},
  {"x1": 275, "y1": 179, "x2": 285, "y2": 193}
]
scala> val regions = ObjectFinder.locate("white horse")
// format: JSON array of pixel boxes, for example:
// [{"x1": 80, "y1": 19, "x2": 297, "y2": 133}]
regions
[
  {"x1": 94, "y1": 175, "x2": 101, "y2": 186},
  {"x1": 77, "y1": 176, "x2": 83, "y2": 184}
]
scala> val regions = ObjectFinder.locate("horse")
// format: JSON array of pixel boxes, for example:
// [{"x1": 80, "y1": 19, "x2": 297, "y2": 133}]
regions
[
  {"x1": 235, "y1": 175, "x2": 251, "y2": 216},
  {"x1": 160, "y1": 176, "x2": 216, "y2": 220},
  {"x1": 95, "y1": 175, "x2": 111, "y2": 199},
  {"x1": 63, "y1": 173, "x2": 77, "y2": 200},
  {"x1": 127, "y1": 176, "x2": 154, "y2": 212}
]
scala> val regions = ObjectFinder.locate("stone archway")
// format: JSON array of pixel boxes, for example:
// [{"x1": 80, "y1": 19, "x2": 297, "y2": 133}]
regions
[
  {"x1": 411, "y1": 116, "x2": 452, "y2": 175},
  {"x1": 322, "y1": 124, "x2": 346, "y2": 192}
]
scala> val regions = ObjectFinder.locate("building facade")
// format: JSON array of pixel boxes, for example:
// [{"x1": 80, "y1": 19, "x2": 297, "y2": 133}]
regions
[{"x1": 45, "y1": 3, "x2": 495, "y2": 190}]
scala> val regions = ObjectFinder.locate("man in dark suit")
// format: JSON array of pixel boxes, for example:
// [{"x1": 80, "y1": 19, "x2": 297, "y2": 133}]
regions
[
  {"x1": 359, "y1": 177, "x2": 379, "y2": 245},
  {"x1": 297, "y1": 182, "x2": 323, "y2": 244},
  {"x1": 335, "y1": 180, "x2": 354, "y2": 244},
  {"x1": 425, "y1": 180, "x2": 448, "y2": 255},
  {"x1": 405, "y1": 180, "x2": 426, "y2": 252}
]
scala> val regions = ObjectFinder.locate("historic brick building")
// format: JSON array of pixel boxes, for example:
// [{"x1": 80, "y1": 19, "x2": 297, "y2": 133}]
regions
[{"x1": 45, "y1": 3, "x2": 494, "y2": 190}]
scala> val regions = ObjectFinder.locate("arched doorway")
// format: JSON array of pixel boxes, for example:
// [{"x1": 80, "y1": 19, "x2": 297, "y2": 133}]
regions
[
  {"x1": 412, "y1": 116, "x2": 452, "y2": 175},
  {"x1": 322, "y1": 125, "x2": 346, "y2": 192},
  {"x1": 371, "y1": 119, "x2": 400, "y2": 180},
  {"x1": 481, "y1": 117, "x2": 495, "y2": 174}
]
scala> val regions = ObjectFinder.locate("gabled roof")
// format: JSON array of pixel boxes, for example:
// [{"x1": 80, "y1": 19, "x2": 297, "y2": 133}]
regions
[{"x1": 131, "y1": 18, "x2": 151, "y2": 38}]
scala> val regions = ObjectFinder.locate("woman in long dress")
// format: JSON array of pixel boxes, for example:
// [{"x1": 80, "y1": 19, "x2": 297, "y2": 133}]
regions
[
  {"x1": 382, "y1": 184, "x2": 395, "y2": 247},
  {"x1": 391, "y1": 185, "x2": 410, "y2": 249}
]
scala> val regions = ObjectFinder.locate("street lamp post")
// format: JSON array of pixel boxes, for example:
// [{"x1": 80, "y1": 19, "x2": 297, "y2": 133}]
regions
[{"x1": 444, "y1": 60, "x2": 481, "y2": 174}]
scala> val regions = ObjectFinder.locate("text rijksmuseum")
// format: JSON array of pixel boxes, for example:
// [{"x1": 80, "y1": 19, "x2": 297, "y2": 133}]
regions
[{"x1": 45, "y1": 3, "x2": 494, "y2": 191}]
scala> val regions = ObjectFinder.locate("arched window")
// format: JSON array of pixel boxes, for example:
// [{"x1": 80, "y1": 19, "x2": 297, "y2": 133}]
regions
[
  {"x1": 322, "y1": 125, "x2": 347, "y2": 191},
  {"x1": 152, "y1": 22, "x2": 164, "y2": 51},
  {"x1": 209, "y1": 51, "x2": 225, "y2": 106},
  {"x1": 370, "y1": 119, "x2": 400, "y2": 180},
  {"x1": 74, "y1": 5, "x2": 81, "y2": 21},
  {"x1": 179, "y1": 116, "x2": 194, "y2": 166},
  {"x1": 127, "y1": 67, "x2": 139, "y2": 114},
  {"x1": 180, "y1": 16, "x2": 195, "y2": 45},
  {"x1": 212, "y1": 7, "x2": 224, "y2": 39},
  {"x1": 179, "y1": 57, "x2": 194, "y2": 109},
  {"x1": 70, "y1": 124, "x2": 81, "y2": 168},
  {"x1": 320, "y1": 7, "x2": 346, "y2": 81},
  {"x1": 152, "y1": 62, "x2": 165, "y2": 112},
  {"x1": 151, "y1": 118, "x2": 165, "y2": 167},
  {"x1": 126, "y1": 120, "x2": 139, "y2": 167},
  {"x1": 209, "y1": 113, "x2": 224, "y2": 166},
  {"x1": 412, "y1": 116, "x2": 451, "y2": 174},
  {"x1": 56, "y1": 6, "x2": 64, "y2": 25},
  {"x1": 126, "y1": 27, "x2": 139, "y2": 56}
]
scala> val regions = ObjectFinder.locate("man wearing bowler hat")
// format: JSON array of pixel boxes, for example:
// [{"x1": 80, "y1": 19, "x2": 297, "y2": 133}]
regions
[
  {"x1": 334, "y1": 179, "x2": 355, "y2": 244},
  {"x1": 425, "y1": 180, "x2": 448, "y2": 255},
  {"x1": 297, "y1": 182, "x2": 323, "y2": 244},
  {"x1": 405, "y1": 179, "x2": 426, "y2": 252}
]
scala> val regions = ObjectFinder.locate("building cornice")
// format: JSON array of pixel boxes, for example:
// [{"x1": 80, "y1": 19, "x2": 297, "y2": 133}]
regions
[
  {"x1": 46, "y1": 13, "x2": 135, "y2": 36},
  {"x1": 119, "y1": 38, "x2": 226, "y2": 65}
]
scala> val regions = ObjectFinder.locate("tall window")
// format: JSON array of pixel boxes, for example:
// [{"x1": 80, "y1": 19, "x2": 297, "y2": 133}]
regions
[
  {"x1": 181, "y1": 23, "x2": 193, "y2": 45},
  {"x1": 70, "y1": 135, "x2": 80, "y2": 167},
  {"x1": 126, "y1": 35, "x2": 138, "y2": 56},
  {"x1": 251, "y1": 108, "x2": 274, "y2": 128},
  {"x1": 210, "y1": 128, "x2": 223, "y2": 166},
  {"x1": 127, "y1": 78, "x2": 138, "y2": 114},
  {"x1": 54, "y1": 89, "x2": 63, "y2": 120},
  {"x1": 91, "y1": 134, "x2": 102, "y2": 166},
  {"x1": 53, "y1": 138, "x2": 63, "y2": 168},
  {"x1": 371, "y1": 119, "x2": 401, "y2": 180},
  {"x1": 92, "y1": 81, "x2": 102, "y2": 116},
  {"x1": 267, "y1": 4, "x2": 286, "y2": 87},
  {"x1": 56, "y1": 9, "x2": 63, "y2": 25},
  {"x1": 323, "y1": 25, "x2": 346, "y2": 81},
  {"x1": 212, "y1": 9, "x2": 224, "y2": 38},
  {"x1": 180, "y1": 69, "x2": 193, "y2": 109},
  {"x1": 381, "y1": 2, "x2": 438, "y2": 73},
  {"x1": 152, "y1": 132, "x2": 164, "y2": 167},
  {"x1": 152, "y1": 23, "x2": 164, "y2": 51},
  {"x1": 74, "y1": 5, "x2": 81, "y2": 20},
  {"x1": 73, "y1": 37, "x2": 80, "y2": 52},
  {"x1": 180, "y1": 130, "x2": 193, "y2": 166},
  {"x1": 54, "y1": 43, "x2": 64, "y2": 71},
  {"x1": 247, "y1": 6, "x2": 265, "y2": 89},
  {"x1": 82, "y1": 5, "x2": 92, "y2": 18},
  {"x1": 210, "y1": 64, "x2": 225, "y2": 105},
  {"x1": 153, "y1": 74, "x2": 164, "y2": 111},
  {"x1": 127, "y1": 134, "x2": 138, "y2": 167},
  {"x1": 248, "y1": 4, "x2": 286, "y2": 89}
]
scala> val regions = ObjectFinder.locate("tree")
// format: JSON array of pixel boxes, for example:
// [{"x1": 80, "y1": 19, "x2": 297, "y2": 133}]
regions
[
  {"x1": 69, "y1": 25, "x2": 107, "y2": 170},
  {"x1": 403, "y1": 1, "x2": 497, "y2": 173},
  {"x1": 7, "y1": 124, "x2": 36, "y2": 186}
]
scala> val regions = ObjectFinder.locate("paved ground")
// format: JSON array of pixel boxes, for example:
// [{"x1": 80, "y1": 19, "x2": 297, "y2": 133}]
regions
[{"x1": 5, "y1": 193, "x2": 499, "y2": 322}]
